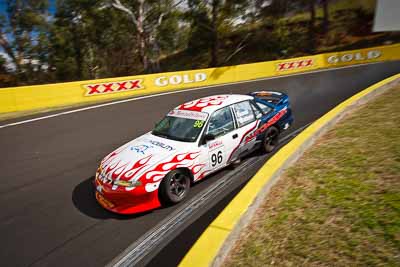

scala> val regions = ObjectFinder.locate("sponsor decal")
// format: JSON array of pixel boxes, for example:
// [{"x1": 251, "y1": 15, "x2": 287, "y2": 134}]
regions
[
  {"x1": 114, "y1": 180, "x2": 131, "y2": 187},
  {"x1": 277, "y1": 59, "x2": 314, "y2": 71},
  {"x1": 148, "y1": 140, "x2": 175, "y2": 152},
  {"x1": 245, "y1": 107, "x2": 288, "y2": 143},
  {"x1": 155, "y1": 72, "x2": 207, "y2": 87},
  {"x1": 96, "y1": 192, "x2": 115, "y2": 208},
  {"x1": 168, "y1": 109, "x2": 208, "y2": 121},
  {"x1": 130, "y1": 144, "x2": 153, "y2": 155},
  {"x1": 178, "y1": 95, "x2": 228, "y2": 112},
  {"x1": 113, "y1": 180, "x2": 142, "y2": 187},
  {"x1": 327, "y1": 50, "x2": 381, "y2": 64},
  {"x1": 84, "y1": 79, "x2": 144, "y2": 96},
  {"x1": 208, "y1": 140, "x2": 223, "y2": 150}
]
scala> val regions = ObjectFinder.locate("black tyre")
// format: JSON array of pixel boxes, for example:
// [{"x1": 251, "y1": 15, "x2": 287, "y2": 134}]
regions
[
  {"x1": 261, "y1": 126, "x2": 279, "y2": 153},
  {"x1": 159, "y1": 169, "x2": 190, "y2": 205}
]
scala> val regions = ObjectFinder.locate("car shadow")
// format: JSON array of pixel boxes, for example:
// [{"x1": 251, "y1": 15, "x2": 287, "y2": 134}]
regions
[
  {"x1": 71, "y1": 176, "x2": 153, "y2": 220},
  {"x1": 72, "y1": 149, "x2": 267, "y2": 220}
]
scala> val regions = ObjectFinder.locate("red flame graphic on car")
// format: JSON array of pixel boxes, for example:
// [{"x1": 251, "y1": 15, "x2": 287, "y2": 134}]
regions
[
  {"x1": 119, "y1": 155, "x2": 153, "y2": 180},
  {"x1": 141, "y1": 152, "x2": 200, "y2": 182},
  {"x1": 196, "y1": 170, "x2": 211, "y2": 181},
  {"x1": 100, "y1": 149, "x2": 202, "y2": 192},
  {"x1": 191, "y1": 163, "x2": 206, "y2": 176},
  {"x1": 99, "y1": 146, "x2": 153, "y2": 187},
  {"x1": 101, "y1": 155, "x2": 153, "y2": 182},
  {"x1": 178, "y1": 96, "x2": 228, "y2": 111},
  {"x1": 138, "y1": 151, "x2": 200, "y2": 192}
]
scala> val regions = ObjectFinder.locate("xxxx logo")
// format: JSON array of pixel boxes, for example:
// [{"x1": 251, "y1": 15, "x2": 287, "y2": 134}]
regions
[
  {"x1": 277, "y1": 59, "x2": 314, "y2": 71},
  {"x1": 84, "y1": 79, "x2": 144, "y2": 96}
]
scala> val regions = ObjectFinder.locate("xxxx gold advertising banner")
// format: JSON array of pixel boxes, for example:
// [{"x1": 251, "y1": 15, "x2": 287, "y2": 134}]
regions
[
  {"x1": 0, "y1": 43, "x2": 399, "y2": 114},
  {"x1": 323, "y1": 44, "x2": 400, "y2": 68}
]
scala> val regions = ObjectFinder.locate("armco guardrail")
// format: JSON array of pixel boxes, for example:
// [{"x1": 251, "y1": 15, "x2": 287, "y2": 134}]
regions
[{"x1": 0, "y1": 44, "x2": 399, "y2": 114}]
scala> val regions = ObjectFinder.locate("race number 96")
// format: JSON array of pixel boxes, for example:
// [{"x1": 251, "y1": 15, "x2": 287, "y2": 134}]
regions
[
  {"x1": 211, "y1": 151, "x2": 223, "y2": 167},
  {"x1": 194, "y1": 120, "x2": 204, "y2": 128}
]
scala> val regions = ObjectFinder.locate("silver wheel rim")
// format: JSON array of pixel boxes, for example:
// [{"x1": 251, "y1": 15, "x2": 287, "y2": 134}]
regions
[{"x1": 169, "y1": 173, "x2": 187, "y2": 198}]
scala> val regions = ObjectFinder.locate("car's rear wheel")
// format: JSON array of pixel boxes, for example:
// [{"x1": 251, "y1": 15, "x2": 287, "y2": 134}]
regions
[
  {"x1": 261, "y1": 126, "x2": 279, "y2": 153},
  {"x1": 159, "y1": 170, "x2": 190, "y2": 205}
]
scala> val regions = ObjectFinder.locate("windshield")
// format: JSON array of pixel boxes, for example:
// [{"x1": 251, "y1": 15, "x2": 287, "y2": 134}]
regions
[{"x1": 152, "y1": 115, "x2": 206, "y2": 142}]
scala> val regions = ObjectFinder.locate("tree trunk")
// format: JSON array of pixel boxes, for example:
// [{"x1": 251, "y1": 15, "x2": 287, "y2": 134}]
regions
[
  {"x1": 138, "y1": 32, "x2": 148, "y2": 71},
  {"x1": 308, "y1": 0, "x2": 316, "y2": 53},
  {"x1": 137, "y1": 0, "x2": 148, "y2": 71},
  {"x1": 72, "y1": 27, "x2": 83, "y2": 80},
  {"x1": 209, "y1": 0, "x2": 220, "y2": 67},
  {"x1": 322, "y1": 0, "x2": 329, "y2": 33},
  {"x1": 0, "y1": 34, "x2": 21, "y2": 74}
]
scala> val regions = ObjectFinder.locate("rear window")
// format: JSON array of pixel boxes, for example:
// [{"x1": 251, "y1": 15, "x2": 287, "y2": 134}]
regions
[
  {"x1": 232, "y1": 101, "x2": 256, "y2": 127},
  {"x1": 256, "y1": 102, "x2": 272, "y2": 114}
]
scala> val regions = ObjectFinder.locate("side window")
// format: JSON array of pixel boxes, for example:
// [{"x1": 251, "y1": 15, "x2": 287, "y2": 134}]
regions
[
  {"x1": 233, "y1": 101, "x2": 256, "y2": 127},
  {"x1": 256, "y1": 101, "x2": 272, "y2": 114},
  {"x1": 250, "y1": 102, "x2": 262, "y2": 119},
  {"x1": 207, "y1": 106, "x2": 235, "y2": 137}
]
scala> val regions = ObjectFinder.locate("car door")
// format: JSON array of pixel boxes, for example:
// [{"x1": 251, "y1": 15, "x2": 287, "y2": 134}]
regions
[
  {"x1": 199, "y1": 106, "x2": 241, "y2": 174},
  {"x1": 230, "y1": 100, "x2": 260, "y2": 157}
]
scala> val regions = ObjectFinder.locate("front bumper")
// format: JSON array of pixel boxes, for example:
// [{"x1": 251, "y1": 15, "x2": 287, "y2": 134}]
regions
[{"x1": 94, "y1": 179, "x2": 161, "y2": 214}]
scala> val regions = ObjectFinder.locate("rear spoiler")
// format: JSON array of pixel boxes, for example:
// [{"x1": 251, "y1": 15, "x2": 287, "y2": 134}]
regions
[{"x1": 249, "y1": 91, "x2": 289, "y2": 106}]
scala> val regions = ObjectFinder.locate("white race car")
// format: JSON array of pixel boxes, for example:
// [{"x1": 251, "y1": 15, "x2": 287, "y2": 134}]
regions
[{"x1": 94, "y1": 91, "x2": 293, "y2": 214}]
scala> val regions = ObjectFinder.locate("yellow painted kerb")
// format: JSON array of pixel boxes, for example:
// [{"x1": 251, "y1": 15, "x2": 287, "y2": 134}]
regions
[{"x1": 179, "y1": 73, "x2": 400, "y2": 267}]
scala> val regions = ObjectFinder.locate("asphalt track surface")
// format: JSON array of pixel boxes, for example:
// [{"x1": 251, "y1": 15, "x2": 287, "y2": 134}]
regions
[{"x1": 1, "y1": 61, "x2": 400, "y2": 267}]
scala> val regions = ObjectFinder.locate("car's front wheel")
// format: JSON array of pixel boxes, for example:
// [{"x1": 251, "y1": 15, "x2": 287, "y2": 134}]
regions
[
  {"x1": 261, "y1": 126, "x2": 280, "y2": 153},
  {"x1": 159, "y1": 170, "x2": 190, "y2": 205}
]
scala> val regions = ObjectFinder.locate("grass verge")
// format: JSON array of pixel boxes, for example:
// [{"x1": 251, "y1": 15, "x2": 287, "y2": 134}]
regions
[{"x1": 223, "y1": 84, "x2": 400, "y2": 266}]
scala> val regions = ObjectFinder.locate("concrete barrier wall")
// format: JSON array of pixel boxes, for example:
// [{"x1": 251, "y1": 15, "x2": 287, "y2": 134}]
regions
[{"x1": 1, "y1": 43, "x2": 399, "y2": 114}]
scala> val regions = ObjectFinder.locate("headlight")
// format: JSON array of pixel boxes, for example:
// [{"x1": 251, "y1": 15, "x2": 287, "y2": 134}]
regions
[{"x1": 113, "y1": 180, "x2": 142, "y2": 187}]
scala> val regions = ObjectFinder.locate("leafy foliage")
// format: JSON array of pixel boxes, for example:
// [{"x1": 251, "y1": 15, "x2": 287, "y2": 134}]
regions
[
  {"x1": 0, "y1": 0, "x2": 50, "y2": 85},
  {"x1": 0, "y1": 0, "x2": 397, "y2": 87}
]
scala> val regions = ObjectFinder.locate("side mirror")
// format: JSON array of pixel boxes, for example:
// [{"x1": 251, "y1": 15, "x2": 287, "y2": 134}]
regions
[{"x1": 201, "y1": 133, "x2": 215, "y2": 145}]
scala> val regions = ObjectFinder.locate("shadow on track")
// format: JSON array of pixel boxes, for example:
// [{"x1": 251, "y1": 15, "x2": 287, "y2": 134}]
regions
[
  {"x1": 71, "y1": 132, "x2": 294, "y2": 221},
  {"x1": 72, "y1": 176, "x2": 152, "y2": 220}
]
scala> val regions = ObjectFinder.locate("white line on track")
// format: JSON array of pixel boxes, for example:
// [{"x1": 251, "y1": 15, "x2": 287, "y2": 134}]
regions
[{"x1": 0, "y1": 61, "x2": 385, "y2": 129}]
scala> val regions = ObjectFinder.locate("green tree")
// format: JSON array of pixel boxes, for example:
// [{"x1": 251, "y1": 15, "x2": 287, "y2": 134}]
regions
[
  {"x1": 257, "y1": 0, "x2": 292, "y2": 19},
  {"x1": 101, "y1": 0, "x2": 184, "y2": 73},
  {"x1": 186, "y1": 0, "x2": 248, "y2": 67},
  {"x1": 50, "y1": 0, "x2": 138, "y2": 81},
  {"x1": 51, "y1": 0, "x2": 108, "y2": 81},
  {"x1": 0, "y1": 54, "x2": 16, "y2": 86},
  {"x1": 0, "y1": 0, "x2": 50, "y2": 85}
]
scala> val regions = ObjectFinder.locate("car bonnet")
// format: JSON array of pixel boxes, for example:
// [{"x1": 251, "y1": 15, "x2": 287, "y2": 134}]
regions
[{"x1": 97, "y1": 133, "x2": 199, "y2": 192}]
